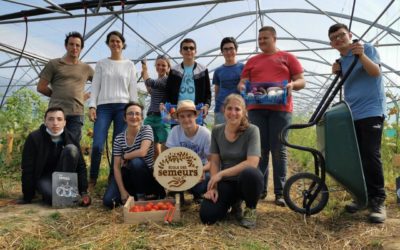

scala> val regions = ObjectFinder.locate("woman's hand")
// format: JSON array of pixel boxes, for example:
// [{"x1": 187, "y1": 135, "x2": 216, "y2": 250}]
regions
[
  {"x1": 88, "y1": 107, "x2": 97, "y2": 122},
  {"x1": 204, "y1": 188, "x2": 218, "y2": 203},
  {"x1": 207, "y1": 172, "x2": 222, "y2": 191},
  {"x1": 120, "y1": 189, "x2": 129, "y2": 204}
]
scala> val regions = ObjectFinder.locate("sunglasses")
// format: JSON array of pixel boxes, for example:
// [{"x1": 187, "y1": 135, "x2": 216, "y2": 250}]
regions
[{"x1": 182, "y1": 46, "x2": 196, "y2": 51}]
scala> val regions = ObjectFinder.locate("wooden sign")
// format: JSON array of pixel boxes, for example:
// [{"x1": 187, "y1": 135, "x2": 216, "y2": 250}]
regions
[
  {"x1": 154, "y1": 147, "x2": 202, "y2": 192},
  {"x1": 52, "y1": 172, "x2": 79, "y2": 207}
]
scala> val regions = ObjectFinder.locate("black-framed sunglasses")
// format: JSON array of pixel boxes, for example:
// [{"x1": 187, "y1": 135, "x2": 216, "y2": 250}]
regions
[{"x1": 182, "y1": 46, "x2": 196, "y2": 51}]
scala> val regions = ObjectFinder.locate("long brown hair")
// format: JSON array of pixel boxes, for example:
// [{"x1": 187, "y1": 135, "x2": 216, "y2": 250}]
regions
[{"x1": 223, "y1": 94, "x2": 249, "y2": 134}]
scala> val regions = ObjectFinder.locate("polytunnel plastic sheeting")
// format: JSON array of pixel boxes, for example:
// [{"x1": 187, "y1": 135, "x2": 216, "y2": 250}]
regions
[{"x1": 0, "y1": 0, "x2": 399, "y2": 114}]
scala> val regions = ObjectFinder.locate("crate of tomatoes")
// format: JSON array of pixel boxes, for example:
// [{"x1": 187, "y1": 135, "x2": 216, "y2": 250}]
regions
[{"x1": 123, "y1": 196, "x2": 180, "y2": 224}]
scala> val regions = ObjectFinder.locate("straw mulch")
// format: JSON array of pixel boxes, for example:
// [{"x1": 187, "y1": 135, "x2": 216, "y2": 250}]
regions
[{"x1": 0, "y1": 193, "x2": 399, "y2": 250}]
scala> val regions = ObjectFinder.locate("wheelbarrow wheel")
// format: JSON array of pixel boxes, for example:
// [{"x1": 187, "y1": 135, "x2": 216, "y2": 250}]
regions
[{"x1": 283, "y1": 172, "x2": 329, "y2": 215}]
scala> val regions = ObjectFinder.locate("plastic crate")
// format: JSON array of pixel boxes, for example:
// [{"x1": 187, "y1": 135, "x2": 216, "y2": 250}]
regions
[
  {"x1": 241, "y1": 80, "x2": 288, "y2": 105},
  {"x1": 161, "y1": 102, "x2": 204, "y2": 125}
]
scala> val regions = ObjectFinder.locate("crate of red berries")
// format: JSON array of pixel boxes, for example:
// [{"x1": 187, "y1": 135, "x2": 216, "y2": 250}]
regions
[{"x1": 123, "y1": 196, "x2": 180, "y2": 224}]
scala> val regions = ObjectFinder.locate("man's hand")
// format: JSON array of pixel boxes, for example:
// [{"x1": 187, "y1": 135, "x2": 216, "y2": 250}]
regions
[
  {"x1": 84, "y1": 92, "x2": 91, "y2": 101},
  {"x1": 286, "y1": 82, "x2": 294, "y2": 96},
  {"x1": 350, "y1": 42, "x2": 365, "y2": 58},
  {"x1": 88, "y1": 107, "x2": 96, "y2": 122},
  {"x1": 332, "y1": 61, "x2": 341, "y2": 75},
  {"x1": 237, "y1": 82, "x2": 246, "y2": 92}
]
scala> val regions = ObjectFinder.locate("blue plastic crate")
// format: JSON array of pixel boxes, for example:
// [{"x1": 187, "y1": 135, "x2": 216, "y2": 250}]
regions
[
  {"x1": 161, "y1": 102, "x2": 204, "y2": 125},
  {"x1": 241, "y1": 80, "x2": 288, "y2": 105}
]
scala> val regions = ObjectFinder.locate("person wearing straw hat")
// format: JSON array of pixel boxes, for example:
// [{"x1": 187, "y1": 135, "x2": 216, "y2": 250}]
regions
[{"x1": 166, "y1": 100, "x2": 211, "y2": 202}]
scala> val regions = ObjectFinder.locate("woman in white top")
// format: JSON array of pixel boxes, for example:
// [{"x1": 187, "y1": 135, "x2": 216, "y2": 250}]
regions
[{"x1": 88, "y1": 31, "x2": 138, "y2": 187}]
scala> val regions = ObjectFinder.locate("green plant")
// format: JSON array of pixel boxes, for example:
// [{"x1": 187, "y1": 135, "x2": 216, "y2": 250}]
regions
[{"x1": 0, "y1": 88, "x2": 47, "y2": 171}]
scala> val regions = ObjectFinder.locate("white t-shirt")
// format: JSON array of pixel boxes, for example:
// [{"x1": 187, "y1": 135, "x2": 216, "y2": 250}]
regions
[
  {"x1": 166, "y1": 125, "x2": 211, "y2": 165},
  {"x1": 89, "y1": 58, "x2": 137, "y2": 108}
]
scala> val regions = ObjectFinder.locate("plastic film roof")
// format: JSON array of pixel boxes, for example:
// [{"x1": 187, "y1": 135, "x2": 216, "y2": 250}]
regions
[{"x1": 0, "y1": 0, "x2": 399, "y2": 115}]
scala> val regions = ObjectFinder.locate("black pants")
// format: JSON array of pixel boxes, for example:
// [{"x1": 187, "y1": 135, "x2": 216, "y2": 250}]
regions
[
  {"x1": 199, "y1": 167, "x2": 264, "y2": 224},
  {"x1": 354, "y1": 116, "x2": 386, "y2": 200},
  {"x1": 36, "y1": 144, "x2": 80, "y2": 205}
]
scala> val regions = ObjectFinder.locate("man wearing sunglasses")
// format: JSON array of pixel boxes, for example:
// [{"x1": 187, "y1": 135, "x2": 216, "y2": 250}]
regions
[
  {"x1": 329, "y1": 23, "x2": 386, "y2": 224},
  {"x1": 164, "y1": 38, "x2": 211, "y2": 119}
]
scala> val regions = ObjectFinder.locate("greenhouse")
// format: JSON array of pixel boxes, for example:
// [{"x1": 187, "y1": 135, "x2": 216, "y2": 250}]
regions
[{"x1": 0, "y1": 1, "x2": 399, "y2": 249}]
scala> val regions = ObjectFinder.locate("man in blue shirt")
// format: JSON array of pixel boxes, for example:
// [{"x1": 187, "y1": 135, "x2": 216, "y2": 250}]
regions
[
  {"x1": 329, "y1": 23, "x2": 386, "y2": 223},
  {"x1": 213, "y1": 37, "x2": 244, "y2": 125}
]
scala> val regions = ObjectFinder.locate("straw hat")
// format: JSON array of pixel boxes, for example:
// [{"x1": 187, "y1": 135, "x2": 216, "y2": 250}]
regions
[{"x1": 171, "y1": 100, "x2": 200, "y2": 119}]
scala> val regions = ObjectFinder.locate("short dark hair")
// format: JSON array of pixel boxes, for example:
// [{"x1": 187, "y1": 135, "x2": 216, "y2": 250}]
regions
[
  {"x1": 328, "y1": 23, "x2": 349, "y2": 36},
  {"x1": 124, "y1": 102, "x2": 144, "y2": 117},
  {"x1": 106, "y1": 31, "x2": 126, "y2": 49},
  {"x1": 180, "y1": 38, "x2": 196, "y2": 50},
  {"x1": 258, "y1": 26, "x2": 277, "y2": 36},
  {"x1": 220, "y1": 37, "x2": 238, "y2": 51},
  {"x1": 65, "y1": 32, "x2": 84, "y2": 48},
  {"x1": 44, "y1": 107, "x2": 65, "y2": 119}
]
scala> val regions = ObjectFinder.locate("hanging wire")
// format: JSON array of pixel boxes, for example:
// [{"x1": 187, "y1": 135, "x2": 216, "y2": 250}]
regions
[
  {"x1": 348, "y1": 0, "x2": 356, "y2": 32},
  {"x1": 121, "y1": 0, "x2": 125, "y2": 36},
  {"x1": 82, "y1": 1, "x2": 88, "y2": 38},
  {"x1": 0, "y1": 16, "x2": 29, "y2": 108},
  {"x1": 339, "y1": 0, "x2": 357, "y2": 101}
]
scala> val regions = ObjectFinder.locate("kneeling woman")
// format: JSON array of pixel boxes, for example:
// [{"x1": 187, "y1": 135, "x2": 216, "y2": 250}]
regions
[
  {"x1": 200, "y1": 94, "x2": 263, "y2": 228},
  {"x1": 103, "y1": 102, "x2": 165, "y2": 208}
]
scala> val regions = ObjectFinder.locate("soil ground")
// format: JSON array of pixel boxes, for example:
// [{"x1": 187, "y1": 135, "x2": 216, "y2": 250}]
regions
[{"x1": 1, "y1": 166, "x2": 400, "y2": 249}]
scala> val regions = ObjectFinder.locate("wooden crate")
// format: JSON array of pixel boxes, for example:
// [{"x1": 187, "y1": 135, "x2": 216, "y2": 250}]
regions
[{"x1": 123, "y1": 196, "x2": 180, "y2": 224}]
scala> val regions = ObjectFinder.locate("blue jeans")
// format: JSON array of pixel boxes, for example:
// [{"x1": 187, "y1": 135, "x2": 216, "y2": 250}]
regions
[
  {"x1": 90, "y1": 103, "x2": 126, "y2": 180},
  {"x1": 66, "y1": 115, "x2": 84, "y2": 142},
  {"x1": 249, "y1": 110, "x2": 292, "y2": 196},
  {"x1": 214, "y1": 112, "x2": 225, "y2": 126},
  {"x1": 103, "y1": 158, "x2": 165, "y2": 208}
]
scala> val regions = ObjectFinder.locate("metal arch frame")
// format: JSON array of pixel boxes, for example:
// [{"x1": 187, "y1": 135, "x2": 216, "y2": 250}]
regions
[{"x1": 0, "y1": 4, "x2": 399, "y2": 111}]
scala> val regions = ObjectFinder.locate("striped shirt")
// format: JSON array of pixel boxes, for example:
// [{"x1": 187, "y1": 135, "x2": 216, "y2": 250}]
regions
[
  {"x1": 113, "y1": 125, "x2": 154, "y2": 168},
  {"x1": 145, "y1": 76, "x2": 167, "y2": 113}
]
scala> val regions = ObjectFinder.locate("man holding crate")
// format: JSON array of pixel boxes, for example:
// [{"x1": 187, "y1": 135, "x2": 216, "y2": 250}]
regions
[{"x1": 238, "y1": 26, "x2": 305, "y2": 206}]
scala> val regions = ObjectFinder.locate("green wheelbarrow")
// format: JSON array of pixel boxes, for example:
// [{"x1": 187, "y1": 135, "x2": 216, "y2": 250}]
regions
[{"x1": 280, "y1": 55, "x2": 368, "y2": 215}]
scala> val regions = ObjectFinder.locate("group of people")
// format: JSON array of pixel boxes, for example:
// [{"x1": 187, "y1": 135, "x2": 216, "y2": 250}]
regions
[{"x1": 20, "y1": 23, "x2": 387, "y2": 227}]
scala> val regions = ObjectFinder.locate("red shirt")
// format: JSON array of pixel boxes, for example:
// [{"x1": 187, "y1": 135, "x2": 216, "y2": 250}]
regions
[{"x1": 241, "y1": 51, "x2": 303, "y2": 112}]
